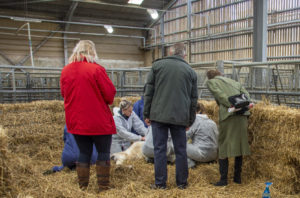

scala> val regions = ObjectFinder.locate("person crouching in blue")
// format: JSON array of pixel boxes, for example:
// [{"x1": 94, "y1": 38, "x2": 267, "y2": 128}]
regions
[{"x1": 51, "y1": 125, "x2": 98, "y2": 172}]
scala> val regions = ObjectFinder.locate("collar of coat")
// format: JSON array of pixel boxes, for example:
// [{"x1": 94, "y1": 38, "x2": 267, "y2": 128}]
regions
[{"x1": 152, "y1": 55, "x2": 188, "y2": 65}]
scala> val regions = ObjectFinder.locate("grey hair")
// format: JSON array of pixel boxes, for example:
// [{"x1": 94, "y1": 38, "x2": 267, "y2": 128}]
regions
[
  {"x1": 119, "y1": 99, "x2": 133, "y2": 110},
  {"x1": 170, "y1": 42, "x2": 186, "y2": 57},
  {"x1": 68, "y1": 40, "x2": 99, "y2": 64}
]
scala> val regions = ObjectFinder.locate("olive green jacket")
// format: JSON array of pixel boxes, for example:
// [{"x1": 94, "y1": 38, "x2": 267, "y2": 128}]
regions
[
  {"x1": 207, "y1": 76, "x2": 250, "y2": 122},
  {"x1": 143, "y1": 55, "x2": 198, "y2": 127}
]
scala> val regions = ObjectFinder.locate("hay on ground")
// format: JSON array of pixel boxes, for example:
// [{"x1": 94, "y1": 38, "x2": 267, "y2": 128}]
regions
[{"x1": 0, "y1": 98, "x2": 299, "y2": 197}]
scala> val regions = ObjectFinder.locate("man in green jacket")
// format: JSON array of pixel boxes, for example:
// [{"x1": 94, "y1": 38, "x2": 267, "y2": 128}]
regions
[
  {"x1": 206, "y1": 70, "x2": 251, "y2": 186},
  {"x1": 143, "y1": 42, "x2": 198, "y2": 189}
]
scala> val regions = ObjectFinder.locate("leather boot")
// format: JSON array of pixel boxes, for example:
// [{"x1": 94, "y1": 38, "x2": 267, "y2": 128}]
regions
[
  {"x1": 96, "y1": 160, "x2": 110, "y2": 192},
  {"x1": 76, "y1": 162, "x2": 90, "y2": 190},
  {"x1": 233, "y1": 156, "x2": 242, "y2": 184},
  {"x1": 214, "y1": 158, "x2": 228, "y2": 186}
]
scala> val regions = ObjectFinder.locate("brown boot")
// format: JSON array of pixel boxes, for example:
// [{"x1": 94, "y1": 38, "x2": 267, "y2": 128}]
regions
[
  {"x1": 76, "y1": 162, "x2": 90, "y2": 190},
  {"x1": 96, "y1": 160, "x2": 110, "y2": 192}
]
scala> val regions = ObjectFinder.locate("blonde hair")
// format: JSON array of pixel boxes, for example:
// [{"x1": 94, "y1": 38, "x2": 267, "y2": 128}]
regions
[
  {"x1": 68, "y1": 40, "x2": 99, "y2": 63},
  {"x1": 119, "y1": 99, "x2": 133, "y2": 110}
]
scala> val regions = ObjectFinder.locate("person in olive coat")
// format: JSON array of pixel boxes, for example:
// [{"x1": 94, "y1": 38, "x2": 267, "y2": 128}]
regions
[
  {"x1": 206, "y1": 69, "x2": 250, "y2": 186},
  {"x1": 144, "y1": 42, "x2": 198, "y2": 189}
]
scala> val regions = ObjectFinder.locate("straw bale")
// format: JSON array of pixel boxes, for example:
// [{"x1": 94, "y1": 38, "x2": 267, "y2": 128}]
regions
[
  {"x1": 0, "y1": 127, "x2": 15, "y2": 197},
  {"x1": 0, "y1": 99, "x2": 299, "y2": 197}
]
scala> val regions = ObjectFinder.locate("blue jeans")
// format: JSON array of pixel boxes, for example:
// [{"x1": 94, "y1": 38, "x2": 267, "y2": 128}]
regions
[{"x1": 152, "y1": 121, "x2": 188, "y2": 187}]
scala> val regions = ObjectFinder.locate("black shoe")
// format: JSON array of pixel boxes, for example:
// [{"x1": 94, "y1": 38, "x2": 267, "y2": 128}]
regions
[
  {"x1": 214, "y1": 180, "x2": 228, "y2": 186},
  {"x1": 177, "y1": 183, "x2": 188, "y2": 190},
  {"x1": 150, "y1": 184, "x2": 166, "y2": 190},
  {"x1": 233, "y1": 178, "x2": 241, "y2": 184}
]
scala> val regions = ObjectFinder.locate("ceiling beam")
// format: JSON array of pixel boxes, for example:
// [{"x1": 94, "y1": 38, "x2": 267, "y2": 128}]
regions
[
  {"x1": 148, "y1": 0, "x2": 178, "y2": 28},
  {"x1": 63, "y1": 1, "x2": 78, "y2": 65}
]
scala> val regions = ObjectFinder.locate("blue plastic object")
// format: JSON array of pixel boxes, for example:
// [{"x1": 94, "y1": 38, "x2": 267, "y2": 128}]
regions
[{"x1": 262, "y1": 182, "x2": 272, "y2": 198}]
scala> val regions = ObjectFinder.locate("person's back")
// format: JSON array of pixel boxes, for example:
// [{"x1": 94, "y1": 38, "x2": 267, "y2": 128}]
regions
[
  {"x1": 61, "y1": 60, "x2": 116, "y2": 135},
  {"x1": 144, "y1": 56, "x2": 198, "y2": 126},
  {"x1": 186, "y1": 114, "x2": 218, "y2": 163},
  {"x1": 144, "y1": 42, "x2": 198, "y2": 190}
]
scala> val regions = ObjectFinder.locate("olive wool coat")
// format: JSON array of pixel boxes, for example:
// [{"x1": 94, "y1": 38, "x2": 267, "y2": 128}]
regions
[
  {"x1": 143, "y1": 55, "x2": 198, "y2": 127},
  {"x1": 207, "y1": 76, "x2": 250, "y2": 158}
]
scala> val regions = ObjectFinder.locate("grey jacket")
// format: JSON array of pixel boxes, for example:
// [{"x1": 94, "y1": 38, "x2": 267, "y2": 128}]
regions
[
  {"x1": 186, "y1": 114, "x2": 219, "y2": 162},
  {"x1": 142, "y1": 126, "x2": 174, "y2": 161},
  {"x1": 186, "y1": 114, "x2": 218, "y2": 149},
  {"x1": 143, "y1": 55, "x2": 198, "y2": 127},
  {"x1": 112, "y1": 107, "x2": 147, "y2": 146}
]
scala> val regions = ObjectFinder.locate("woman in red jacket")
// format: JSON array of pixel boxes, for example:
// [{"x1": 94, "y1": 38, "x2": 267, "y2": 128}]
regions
[{"x1": 60, "y1": 40, "x2": 116, "y2": 192}]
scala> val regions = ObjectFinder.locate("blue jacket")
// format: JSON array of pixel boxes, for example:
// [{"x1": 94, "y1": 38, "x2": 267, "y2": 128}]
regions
[
  {"x1": 52, "y1": 126, "x2": 98, "y2": 172},
  {"x1": 133, "y1": 96, "x2": 147, "y2": 128}
]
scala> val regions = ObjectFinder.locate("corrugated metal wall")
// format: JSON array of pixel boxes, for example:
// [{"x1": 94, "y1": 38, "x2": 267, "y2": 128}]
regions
[{"x1": 148, "y1": 0, "x2": 300, "y2": 62}]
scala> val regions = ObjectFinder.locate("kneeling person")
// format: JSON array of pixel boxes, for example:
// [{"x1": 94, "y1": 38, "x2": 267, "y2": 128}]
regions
[
  {"x1": 186, "y1": 103, "x2": 219, "y2": 168},
  {"x1": 112, "y1": 99, "x2": 147, "y2": 154}
]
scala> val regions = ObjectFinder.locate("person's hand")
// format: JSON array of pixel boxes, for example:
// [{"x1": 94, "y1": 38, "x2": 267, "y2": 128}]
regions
[
  {"x1": 145, "y1": 118, "x2": 151, "y2": 126},
  {"x1": 141, "y1": 136, "x2": 145, "y2": 141}
]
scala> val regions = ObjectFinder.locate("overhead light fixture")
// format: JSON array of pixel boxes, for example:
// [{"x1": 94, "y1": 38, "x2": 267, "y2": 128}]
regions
[
  {"x1": 128, "y1": 0, "x2": 144, "y2": 5},
  {"x1": 147, "y1": 9, "x2": 159, "y2": 19},
  {"x1": 10, "y1": 16, "x2": 42, "y2": 23},
  {"x1": 104, "y1": 25, "x2": 113, "y2": 33}
]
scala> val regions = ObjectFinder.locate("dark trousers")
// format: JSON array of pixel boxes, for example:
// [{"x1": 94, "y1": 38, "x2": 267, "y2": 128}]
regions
[
  {"x1": 152, "y1": 121, "x2": 188, "y2": 187},
  {"x1": 73, "y1": 134, "x2": 112, "y2": 163}
]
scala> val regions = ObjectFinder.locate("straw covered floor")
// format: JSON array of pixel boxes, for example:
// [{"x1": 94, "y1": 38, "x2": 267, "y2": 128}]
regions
[{"x1": 0, "y1": 98, "x2": 299, "y2": 198}]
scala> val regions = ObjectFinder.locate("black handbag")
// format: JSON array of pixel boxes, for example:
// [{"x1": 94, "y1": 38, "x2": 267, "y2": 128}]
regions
[{"x1": 228, "y1": 93, "x2": 250, "y2": 109}]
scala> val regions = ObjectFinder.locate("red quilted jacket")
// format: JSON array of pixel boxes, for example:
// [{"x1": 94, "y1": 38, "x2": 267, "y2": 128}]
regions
[{"x1": 60, "y1": 60, "x2": 116, "y2": 135}]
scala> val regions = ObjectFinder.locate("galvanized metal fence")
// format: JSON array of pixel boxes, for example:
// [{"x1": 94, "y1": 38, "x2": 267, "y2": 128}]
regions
[{"x1": 0, "y1": 60, "x2": 299, "y2": 107}]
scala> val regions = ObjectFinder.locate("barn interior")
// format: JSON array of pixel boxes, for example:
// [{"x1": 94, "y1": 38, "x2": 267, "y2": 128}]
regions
[{"x1": 0, "y1": 0, "x2": 299, "y2": 197}]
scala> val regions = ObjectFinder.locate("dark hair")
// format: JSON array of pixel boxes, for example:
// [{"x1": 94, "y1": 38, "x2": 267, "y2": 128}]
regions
[
  {"x1": 197, "y1": 102, "x2": 205, "y2": 114},
  {"x1": 206, "y1": 70, "x2": 222, "y2": 80}
]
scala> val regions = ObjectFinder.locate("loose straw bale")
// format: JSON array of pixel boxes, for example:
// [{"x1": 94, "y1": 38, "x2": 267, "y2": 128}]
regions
[
  {"x1": 0, "y1": 126, "x2": 15, "y2": 197},
  {"x1": 0, "y1": 99, "x2": 299, "y2": 197}
]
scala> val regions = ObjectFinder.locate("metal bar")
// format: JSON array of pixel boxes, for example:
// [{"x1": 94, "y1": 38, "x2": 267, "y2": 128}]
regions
[
  {"x1": 187, "y1": 0, "x2": 192, "y2": 63},
  {"x1": 0, "y1": 31, "x2": 79, "y2": 40},
  {"x1": 27, "y1": 23, "x2": 35, "y2": 66},
  {"x1": 253, "y1": 0, "x2": 267, "y2": 62},
  {"x1": 72, "y1": 0, "x2": 174, "y2": 13},
  {"x1": 1, "y1": 15, "x2": 154, "y2": 31},
  {"x1": 146, "y1": 18, "x2": 299, "y2": 49},
  {"x1": 247, "y1": 91, "x2": 300, "y2": 96},
  {"x1": 224, "y1": 60, "x2": 300, "y2": 67},
  {"x1": 272, "y1": 68, "x2": 281, "y2": 105},
  {"x1": 164, "y1": 30, "x2": 188, "y2": 37},
  {"x1": 193, "y1": 0, "x2": 250, "y2": 15},
  {"x1": 0, "y1": 71, "x2": 2, "y2": 103},
  {"x1": 275, "y1": 64, "x2": 287, "y2": 103},
  {"x1": 0, "y1": 89, "x2": 61, "y2": 93},
  {"x1": 191, "y1": 8, "x2": 300, "y2": 31},
  {"x1": 192, "y1": 47, "x2": 252, "y2": 55},
  {"x1": 148, "y1": 0, "x2": 178, "y2": 28},
  {"x1": 160, "y1": 14, "x2": 165, "y2": 57},
  {"x1": 0, "y1": 26, "x2": 145, "y2": 40},
  {"x1": 0, "y1": 0, "x2": 57, "y2": 6},
  {"x1": 64, "y1": 2, "x2": 78, "y2": 66},
  {"x1": 295, "y1": 64, "x2": 299, "y2": 91},
  {"x1": 163, "y1": 15, "x2": 187, "y2": 24},
  {"x1": 0, "y1": 65, "x2": 151, "y2": 72},
  {"x1": 0, "y1": 50, "x2": 15, "y2": 65},
  {"x1": 11, "y1": 69, "x2": 16, "y2": 103},
  {"x1": 18, "y1": 28, "x2": 60, "y2": 66}
]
